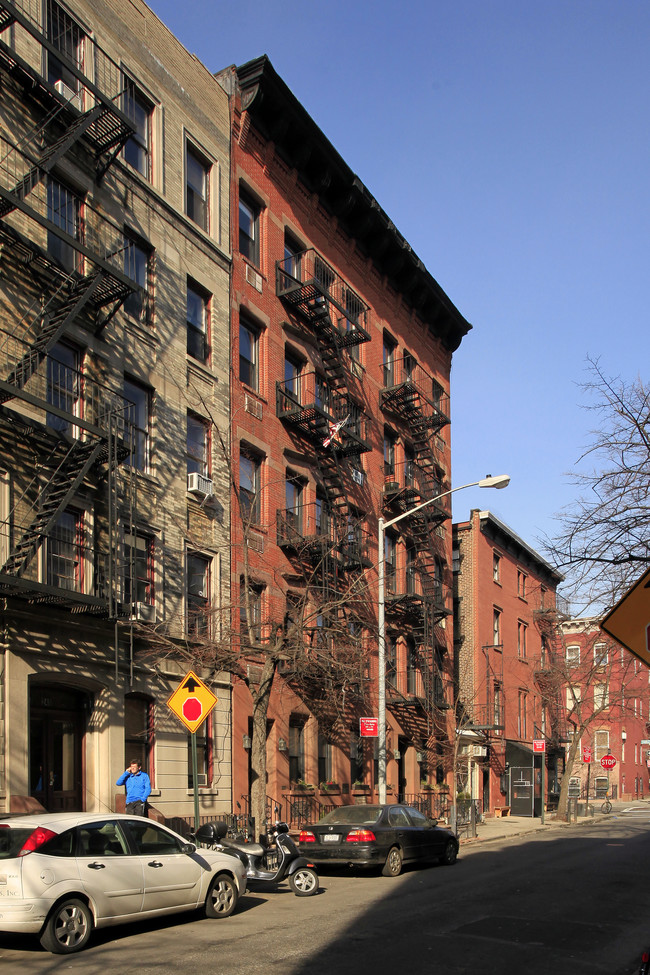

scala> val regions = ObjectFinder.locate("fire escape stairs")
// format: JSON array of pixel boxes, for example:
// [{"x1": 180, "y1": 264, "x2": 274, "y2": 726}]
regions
[
  {"x1": 1, "y1": 437, "x2": 104, "y2": 578},
  {"x1": 0, "y1": 272, "x2": 104, "y2": 405}
]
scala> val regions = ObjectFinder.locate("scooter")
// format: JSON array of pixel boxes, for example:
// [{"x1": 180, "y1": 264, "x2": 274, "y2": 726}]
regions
[{"x1": 194, "y1": 818, "x2": 319, "y2": 897}]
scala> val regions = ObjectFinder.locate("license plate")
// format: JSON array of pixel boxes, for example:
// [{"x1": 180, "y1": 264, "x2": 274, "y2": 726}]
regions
[{"x1": 323, "y1": 834, "x2": 340, "y2": 842}]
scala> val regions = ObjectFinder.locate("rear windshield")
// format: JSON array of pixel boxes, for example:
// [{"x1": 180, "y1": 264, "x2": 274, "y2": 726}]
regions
[
  {"x1": 318, "y1": 807, "x2": 382, "y2": 826},
  {"x1": 0, "y1": 826, "x2": 34, "y2": 859}
]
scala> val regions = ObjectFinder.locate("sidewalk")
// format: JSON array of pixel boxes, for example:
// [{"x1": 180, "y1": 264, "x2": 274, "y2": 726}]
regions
[{"x1": 459, "y1": 798, "x2": 650, "y2": 846}]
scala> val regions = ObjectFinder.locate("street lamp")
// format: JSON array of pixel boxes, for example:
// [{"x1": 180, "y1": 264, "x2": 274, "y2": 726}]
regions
[{"x1": 377, "y1": 474, "x2": 510, "y2": 804}]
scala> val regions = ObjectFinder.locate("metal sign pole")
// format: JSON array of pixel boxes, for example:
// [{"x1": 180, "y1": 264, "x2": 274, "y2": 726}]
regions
[{"x1": 191, "y1": 731, "x2": 200, "y2": 830}]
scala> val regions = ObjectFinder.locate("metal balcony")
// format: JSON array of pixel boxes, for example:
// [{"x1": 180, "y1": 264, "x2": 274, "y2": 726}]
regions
[
  {"x1": 382, "y1": 461, "x2": 448, "y2": 521},
  {"x1": 276, "y1": 503, "x2": 336, "y2": 555},
  {"x1": 0, "y1": 0, "x2": 136, "y2": 176},
  {"x1": 276, "y1": 373, "x2": 371, "y2": 456},
  {"x1": 380, "y1": 356, "x2": 450, "y2": 432}
]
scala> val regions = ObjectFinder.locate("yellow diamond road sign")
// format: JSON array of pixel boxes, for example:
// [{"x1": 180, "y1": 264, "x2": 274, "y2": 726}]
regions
[
  {"x1": 167, "y1": 670, "x2": 218, "y2": 734},
  {"x1": 600, "y1": 566, "x2": 650, "y2": 668}
]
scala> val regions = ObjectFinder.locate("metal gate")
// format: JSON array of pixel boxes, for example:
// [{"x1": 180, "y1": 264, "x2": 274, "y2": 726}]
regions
[{"x1": 510, "y1": 766, "x2": 534, "y2": 816}]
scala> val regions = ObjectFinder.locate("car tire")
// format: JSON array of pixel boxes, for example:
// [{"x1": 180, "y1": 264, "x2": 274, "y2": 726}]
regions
[
  {"x1": 439, "y1": 839, "x2": 458, "y2": 866},
  {"x1": 40, "y1": 898, "x2": 93, "y2": 954},
  {"x1": 289, "y1": 867, "x2": 319, "y2": 896},
  {"x1": 382, "y1": 845, "x2": 403, "y2": 877},
  {"x1": 205, "y1": 873, "x2": 238, "y2": 918}
]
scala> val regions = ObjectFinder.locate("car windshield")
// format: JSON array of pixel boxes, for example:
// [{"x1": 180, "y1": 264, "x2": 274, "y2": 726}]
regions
[
  {"x1": 318, "y1": 806, "x2": 382, "y2": 826},
  {"x1": 0, "y1": 825, "x2": 37, "y2": 859}
]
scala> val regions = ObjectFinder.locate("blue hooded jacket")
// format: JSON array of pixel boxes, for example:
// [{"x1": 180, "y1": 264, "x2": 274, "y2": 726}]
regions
[{"x1": 116, "y1": 768, "x2": 151, "y2": 803}]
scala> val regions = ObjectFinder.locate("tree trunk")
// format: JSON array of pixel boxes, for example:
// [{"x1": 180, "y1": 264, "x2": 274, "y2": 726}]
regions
[
  {"x1": 249, "y1": 656, "x2": 275, "y2": 840},
  {"x1": 556, "y1": 731, "x2": 581, "y2": 821}
]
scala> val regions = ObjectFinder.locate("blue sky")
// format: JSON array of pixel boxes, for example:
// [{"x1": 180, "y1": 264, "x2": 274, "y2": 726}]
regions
[{"x1": 147, "y1": 0, "x2": 649, "y2": 578}]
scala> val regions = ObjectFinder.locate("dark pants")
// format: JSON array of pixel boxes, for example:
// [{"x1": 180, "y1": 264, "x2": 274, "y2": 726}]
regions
[{"x1": 126, "y1": 800, "x2": 146, "y2": 816}]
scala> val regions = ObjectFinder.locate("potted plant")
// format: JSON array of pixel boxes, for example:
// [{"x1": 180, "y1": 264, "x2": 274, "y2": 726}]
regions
[
  {"x1": 319, "y1": 780, "x2": 340, "y2": 793},
  {"x1": 420, "y1": 781, "x2": 434, "y2": 792},
  {"x1": 352, "y1": 779, "x2": 370, "y2": 792},
  {"x1": 293, "y1": 779, "x2": 315, "y2": 792}
]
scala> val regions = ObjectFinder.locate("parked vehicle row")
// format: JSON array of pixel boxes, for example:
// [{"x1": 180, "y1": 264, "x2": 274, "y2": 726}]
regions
[{"x1": 0, "y1": 803, "x2": 458, "y2": 954}]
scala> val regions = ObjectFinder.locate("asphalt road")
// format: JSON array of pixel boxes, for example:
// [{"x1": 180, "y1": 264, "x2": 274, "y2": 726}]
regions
[{"x1": 2, "y1": 808, "x2": 650, "y2": 975}]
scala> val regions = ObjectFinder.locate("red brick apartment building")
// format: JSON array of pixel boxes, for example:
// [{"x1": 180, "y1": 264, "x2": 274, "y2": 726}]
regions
[
  {"x1": 453, "y1": 510, "x2": 564, "y2": 817},
  {"x1": 557, "y1": 621, "x2": 650, "y2": 802},
  {"x1": 216, "y1": 57, "x2": 471, "y2": 818}
]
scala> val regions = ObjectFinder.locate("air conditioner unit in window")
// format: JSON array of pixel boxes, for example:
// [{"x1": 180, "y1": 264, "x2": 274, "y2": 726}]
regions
[
  {"x1": 131, "y1": 602, "x2": 156, "y2": 623},
  {"x1": 245, "y1": 263, "x2": 263, "y2": 292},
  {"x1": 54, "y1": 80, "x2": 82, "y2": 110},
  {"x1": 187, "y1": 472, "x2": 214, "y2": 497},
  {"x1": 245, "y1": 394, "x2": 262, "y2": 420},
  {"x1": 472, "y1": 745, "x2": 487, "y2": 758}
]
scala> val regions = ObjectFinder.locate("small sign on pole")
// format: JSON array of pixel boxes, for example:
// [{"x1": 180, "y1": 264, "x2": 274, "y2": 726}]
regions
[
  {"x1": 533, "y1": 739, "x2": 546, "y2": 753},
  {"x1": 360, "y1": 717, "x2": 378, "y2": 737},
  {"x1": 583, "y1": 746, "x2": 592, "y2": 763}
]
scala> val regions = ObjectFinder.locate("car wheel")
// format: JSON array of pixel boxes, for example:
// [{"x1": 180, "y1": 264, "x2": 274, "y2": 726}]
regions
[
  {"x1": 289, "y1": 867, "x2": 319, "y2": 896},
  {"x1": 440, "y1": 839, "x2": 458, "y2": 866},
  {"x1": 205, "y1": 873, "x2": 238, "y2": 918},
  {"x1": 382, "y1": 845, "x2": 403, "y2": 877},
  {"x1": 40, "y1": 898, "x2": 93, "y2": 954}
]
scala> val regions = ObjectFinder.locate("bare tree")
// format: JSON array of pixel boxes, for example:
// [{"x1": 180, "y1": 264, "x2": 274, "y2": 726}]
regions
[
  {"x1": 546, "y1": 358, "x2": 650, "y2": 612},
  {"x1": 534, "y1": 613, "x2": 641, "y2": 820}
]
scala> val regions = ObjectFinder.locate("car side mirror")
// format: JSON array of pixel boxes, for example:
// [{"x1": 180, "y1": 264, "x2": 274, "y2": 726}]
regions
[
  {"x1": 429, "y1": 818, "x2": 438, "y2": 827},
  {"x1": 181, "y1": 842, "x2": 197, "y2": 854}
]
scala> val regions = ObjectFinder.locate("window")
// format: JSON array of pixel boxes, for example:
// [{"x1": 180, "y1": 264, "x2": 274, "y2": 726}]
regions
[
  {"x1": 239, "y1": 189, "x2": 261, "y2": 266},
  {"x1": 493, "y1": 683, "x2": 503, "y2": 730},
  {"x1": 406, "y1": 543, "x2": 418, "y2": 595},
  {"x1": 566, "y1": 686, "x2": 580, "y2": 712},
  {"x1": 289, "y1": 719, "x2": 305, "y2": 783},
  {"x1": 349, "y1": 733, "x2": 363, "y2": 785},
  {"x1": 186, "y1": 143, "x2": 209, "y2": 230},
  {"x1": 47, "y1": 177, "x2": 82, "y2": 272},
  {"x1": 46, "y1": 0, "x2": 84, "y2": 94},
  {"x1": 285, "y1": 473, "x2": 303, "y2": 534},
  {"x1": 187, "y1": 413, "x2": 210, "y2": 477},
  {"x1": 517, "y1": 569, "x2": 527, "y2": 598},
  {"x1": 47, "y1": 510, "x2": 83, "y2": 591},
  {"x1": 384, "y1": 429, "x2": 396, "y2": 479},
  {"x1": 518, "y1": 690, "x2": 527, "y2": 739},
  {"x1": 239, "y1": 448, "x2": 261, "y2": 524},
  {"x1": 187, "y1": 280, "x2": 210, "y2": 363},
  {"x1": 240, "y1": 580, "x2": 263, "y2": 643},
  {"x1": 384, "y1": 532, "x2": 397, "y2": 594},
  {"x1": 383, "y1": 335, "x2": 396, "y2": 387},
  {"x1": 123, "y1": 78, "x2": 152, "y2": 179},
  {"x1": 47, "y1": 341, "x2": 80, "y2": 434},
  {"x1": 594, "y1": 643, "x2": 609, "y2": 667},
  {"x1": 386, "y1": 634, "x2": 397, "y2": 687},
  {"x1": 492, "y1": 551, "x2": 501, "y2": 583},
  {"x1": 407, "y1": 638, "x2": 418, "y2": 695},
  {"x1": 566, "y1": 644, "x2": 580, "y2": 667},
  {"x1": 128, "y1": 821, "x2": 182, "y2": 856},
  {"x1": 284, "y1": 350, "x2": 302, "y2": 401},
  {"x1": 517, "y1": 620, "x2": 528, "y2": 658},
  {"x1": 124, "y1": 378, "x2": 151, "y2": 473},
  {"x1": 315, "y1": 492, "x2": 330, "y2": 538},
  {"x1": 318, "y1": 735, "x2": 332, "y2": 785},
  {"x1": 187, "y1": 553, "x2": 210, "y2": 636},
  {"x1": 594, "y1": 683, "x2": 609, "y2": 710},
  {"x1": 594, "y1": 729, "x2": 609, "y2": 762},
  {"x1": 124, "y1": 234, "x2": 153, "y2": 323},
  {"x1": 493, "y1": 608, "x2": 502, "y2": 647},
  {"x1": 188, "y1": 720, "x2": 212, "y2": 789},
  {"x1": 284, "y1": 232, "x2": 302, "y2": 281},
  {"x1": 124, "y1": 693, "x2": 154, "y2": 778},
  {"x1": 124, "y1": 531, "x2": 154, "y2": 606},
  {"x1": 239, "y1": 313, "x2": 260, "y2": 390}
]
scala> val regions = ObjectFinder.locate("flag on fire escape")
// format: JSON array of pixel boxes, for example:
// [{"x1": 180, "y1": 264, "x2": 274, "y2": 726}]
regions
[{"x1": 322, "y1": 414, "x2": 350, "y2": 447}]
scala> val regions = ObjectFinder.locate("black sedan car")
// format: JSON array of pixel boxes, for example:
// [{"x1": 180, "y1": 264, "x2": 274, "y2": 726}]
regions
[{"x1": 298, "y1": 803, "x2": 458, "y2": 877}]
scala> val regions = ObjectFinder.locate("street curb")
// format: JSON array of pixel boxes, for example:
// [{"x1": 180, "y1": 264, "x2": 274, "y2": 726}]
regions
[{"x1": 459, "y1": 814, "x2": 606, "y2": 846}]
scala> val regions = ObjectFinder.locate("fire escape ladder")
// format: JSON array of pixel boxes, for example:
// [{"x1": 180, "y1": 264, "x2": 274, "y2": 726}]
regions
[
  {"x1": 1, "y1": 437, "x2": 103, "y2": 577},
  {"x1": 0, "y1": 271, "x2": 103, "y2": 404}
]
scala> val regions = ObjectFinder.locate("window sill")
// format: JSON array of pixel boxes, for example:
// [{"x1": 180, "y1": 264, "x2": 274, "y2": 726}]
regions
[{"x1": 187, "y1": 788, "x2": 219, "y2": 796}]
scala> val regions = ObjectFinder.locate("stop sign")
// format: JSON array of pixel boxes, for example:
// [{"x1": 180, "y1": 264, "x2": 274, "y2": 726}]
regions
[{"x1": 601, "y1": 754, "x2": 617, "y2": 770}]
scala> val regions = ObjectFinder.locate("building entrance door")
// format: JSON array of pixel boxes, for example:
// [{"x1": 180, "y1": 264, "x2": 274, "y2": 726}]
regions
[{"x1": 30, "y1": 685, "x2": 87, "y2": 811}]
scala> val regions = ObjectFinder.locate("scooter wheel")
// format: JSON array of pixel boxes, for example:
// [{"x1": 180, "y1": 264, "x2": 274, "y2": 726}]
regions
[{"x1": 289, "y1": 867, "x2": 319, "y2": 896}]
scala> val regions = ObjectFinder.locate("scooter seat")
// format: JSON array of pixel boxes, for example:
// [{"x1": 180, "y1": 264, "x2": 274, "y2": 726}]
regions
[{"x1": 226, "y1": 840, "x2": 265, "y2": 857}]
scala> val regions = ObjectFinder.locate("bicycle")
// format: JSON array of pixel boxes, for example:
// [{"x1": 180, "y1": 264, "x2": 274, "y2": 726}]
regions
[{"x1": 600, "y1": 796, "x2": 613, "y2": 814}]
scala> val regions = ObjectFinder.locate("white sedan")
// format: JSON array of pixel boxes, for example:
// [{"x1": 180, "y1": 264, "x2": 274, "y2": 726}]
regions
[{"x1": 0, "y1": 812, "x2": 246, "y2": 953}]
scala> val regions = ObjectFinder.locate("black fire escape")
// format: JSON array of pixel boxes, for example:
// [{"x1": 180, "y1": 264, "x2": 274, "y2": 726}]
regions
[
  {"x1": 380, "y1": 356, "x2": 452, "y2": 741},
  {"x1": 276, "y1": 248, "x2": 372, "y2": 602},
  {"x1": 0, "y1": 0, "x2": 140, "y2": 616}
]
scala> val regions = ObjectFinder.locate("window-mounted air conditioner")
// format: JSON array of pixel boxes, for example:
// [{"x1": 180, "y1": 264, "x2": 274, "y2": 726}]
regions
[
  {"x1": 187, "y1": 472, "x2": 214, "y2": 497},
  {"x1": 131, "y1": 602, "x2": 156, "y2": 623},
  {"x1": 54, "y1": 80, "x2": 82, "y2": 110},
  {"x1": 245, "y1": 394, "x2": 263, "y2": 420},
  {"x1": 472, "y1": 745, "x2": 488, "y2": 758},
  {"x1": 245, "y1": 264, "x2": 263, "y2": 292}
]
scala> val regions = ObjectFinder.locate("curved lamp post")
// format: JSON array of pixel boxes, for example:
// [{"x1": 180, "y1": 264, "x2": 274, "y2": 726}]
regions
[{"x1": 377, "y1": 474, "x2": 511, "y2": 804}]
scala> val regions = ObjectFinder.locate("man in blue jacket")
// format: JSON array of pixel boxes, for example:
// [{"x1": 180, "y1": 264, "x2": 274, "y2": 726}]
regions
[{"x1": 117, "y1": 759, "x2": 151, "y2": 816}]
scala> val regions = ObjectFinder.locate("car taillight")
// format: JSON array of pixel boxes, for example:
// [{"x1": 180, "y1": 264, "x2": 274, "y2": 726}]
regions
[
  {"x1": 18, "y1": 826, "x2": 57, "y2": 856},
  {"x1": 299, "y1": 830, "x2": 316, "y2": 843},
  {"x1": 346, "y1": 829, "x2": 376, "y2": 843}
]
